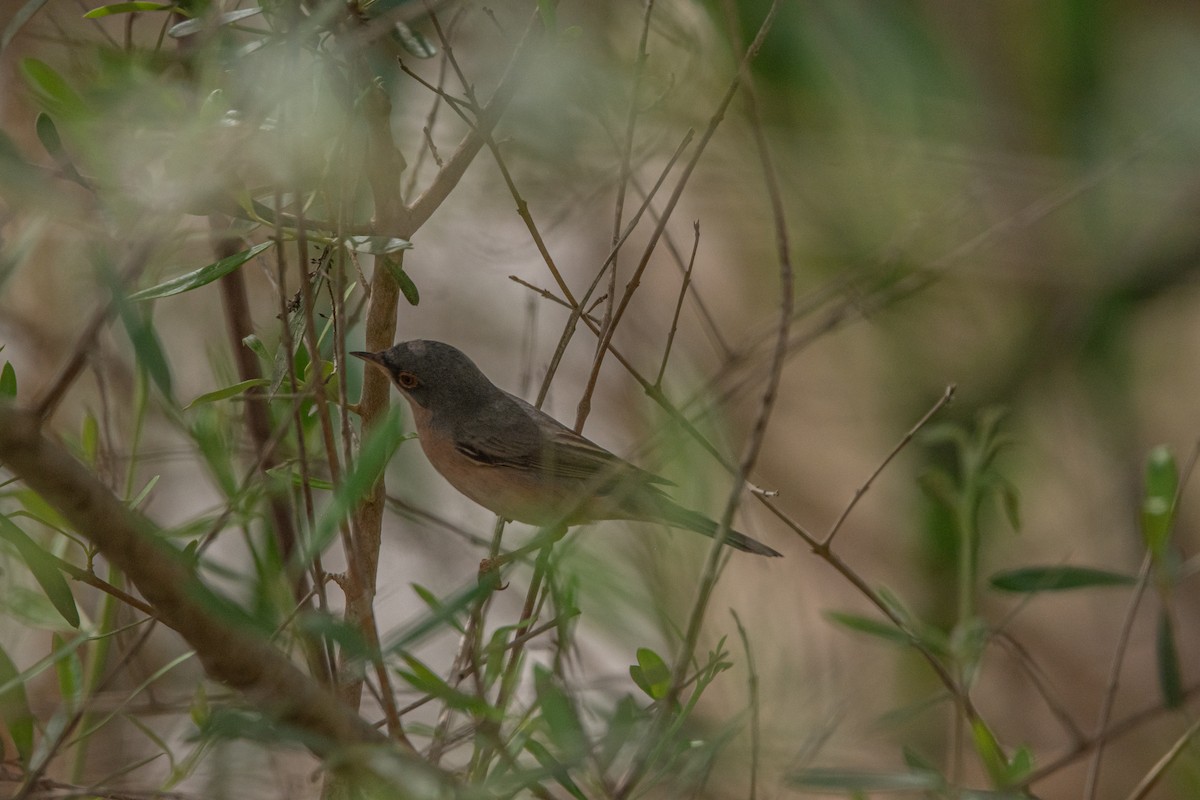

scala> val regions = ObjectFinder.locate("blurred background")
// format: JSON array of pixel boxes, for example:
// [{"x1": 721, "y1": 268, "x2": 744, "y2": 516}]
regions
[{"x1": 2, "y1": 1, "x2": 1200, "y2": 798}]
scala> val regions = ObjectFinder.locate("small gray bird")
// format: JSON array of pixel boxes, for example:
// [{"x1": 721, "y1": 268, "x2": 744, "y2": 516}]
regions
[{"x1": 352, "y1": 340, "x2": 781, "y2": 557}]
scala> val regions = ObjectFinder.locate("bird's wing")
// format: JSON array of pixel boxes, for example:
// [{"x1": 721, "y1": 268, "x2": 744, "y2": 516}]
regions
[
  {"x1": 512, "y1": 394, "x2": 673, "y2": 487},
  {"x1": 452, "y1": 392, "x2": 671, "y2": 486}
]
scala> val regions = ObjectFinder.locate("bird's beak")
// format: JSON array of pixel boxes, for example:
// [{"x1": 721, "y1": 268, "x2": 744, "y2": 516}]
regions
[{"x1": 350, "y1": 350, "x2": 384, "y2": 367}]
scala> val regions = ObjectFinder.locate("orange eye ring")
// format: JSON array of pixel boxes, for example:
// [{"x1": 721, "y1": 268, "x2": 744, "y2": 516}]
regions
[{"x1": 396, "y1": 371, "x2": 420, "y2": 390}]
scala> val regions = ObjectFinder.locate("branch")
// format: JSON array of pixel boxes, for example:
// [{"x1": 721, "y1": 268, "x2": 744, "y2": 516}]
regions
[{"x1": 0, "y1": 403, "x2": 387, "y2": 758}]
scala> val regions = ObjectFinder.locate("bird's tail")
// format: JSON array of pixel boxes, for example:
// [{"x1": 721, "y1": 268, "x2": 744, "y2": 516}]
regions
[{"x1": 657, "y1": 498, "x2": 782, "y2": 558}]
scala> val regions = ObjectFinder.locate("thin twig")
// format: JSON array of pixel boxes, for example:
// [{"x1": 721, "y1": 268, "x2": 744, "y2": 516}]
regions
[
  {"x1": 824, "y1": 384, "x2": 956, "y2": 547},
  {"x1": 655, "y1": 220, "x2": 700, "y2": 388}
]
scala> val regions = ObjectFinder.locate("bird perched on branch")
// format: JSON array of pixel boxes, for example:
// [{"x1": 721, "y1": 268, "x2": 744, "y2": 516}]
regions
[{"x1": 352, "y1": 340, "x2": 781, "y2": 558}]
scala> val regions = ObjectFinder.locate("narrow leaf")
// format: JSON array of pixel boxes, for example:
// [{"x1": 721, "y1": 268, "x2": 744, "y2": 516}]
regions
[
  {"x1": 130, "y1": 241, "x2": 273, "y2": 301},
  {"x1": 167, "y1": 7, "x2": 261, "y2": 38},
  {"x1": 184, "y1": 378, "x2": 269, "y2": 409},
  {"x1": 787, "y1": 768, "x2": 944, "y2": 792},
  {"x1": 0, "y1": 644, "x2": 33, "y2": 762},
  {"x1": 381, "y1": 258, "x2": 419, "y2": 306},
  {"x1": 1157, "y1": 608, "x2": 1184, "y2": 708},
  {"x1": 19, "y1": 58, "x2": 85, "y2": 117},
  {"x1": 534, "y1": 665, "x2": 586, "y2": 758},
  {"x1": 0, "y1": 515, "x2": 79, "y2": 627},
  {"x1": 83, "y1": 2, "x2": 173, "y2": 17},
  {"x1": 0, "y1": 361, "x2": 15, "y2": 398},
  {"x1": 1142, "y1": 445, "x2": 1178, "y2": 558},
  {"x1": 826, "y1": 611, "x2": 911, "y2": 646},
  {"x1": 3, "y1": 0, "x2": 51, "y2": 53},
  {"x1": 524, "y1": 739, "x2": 588, "y2": 800},
  {"x1": 344, "y1": 235, "x2": 412, "y2": 255},
  {"x1": 989, "y1": 566, "x2": 1136, "y2": 593},
  {"x1": 304, "y1": 407, "x2": 405, "y2": 562}
]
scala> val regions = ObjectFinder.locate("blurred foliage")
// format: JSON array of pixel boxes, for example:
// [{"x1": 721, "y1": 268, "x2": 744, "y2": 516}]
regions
[{"x1": 1, "y1": 1, "x2": 1200, "y2": 799}]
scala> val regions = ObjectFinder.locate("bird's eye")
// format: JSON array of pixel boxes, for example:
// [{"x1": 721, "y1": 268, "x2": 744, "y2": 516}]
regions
[{"x1": 396, "y1": 371, "x2": 420, "y2": 389}]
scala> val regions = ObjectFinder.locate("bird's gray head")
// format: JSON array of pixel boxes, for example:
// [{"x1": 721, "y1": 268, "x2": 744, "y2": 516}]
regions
[{"x1": 351, "y1": 340, "x2": 496, "y2": 412}]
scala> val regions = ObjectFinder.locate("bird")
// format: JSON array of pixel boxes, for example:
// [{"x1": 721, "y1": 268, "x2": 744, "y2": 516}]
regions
[{"x1": 351, "y1": 340, "x2": 781, "y2": 558}]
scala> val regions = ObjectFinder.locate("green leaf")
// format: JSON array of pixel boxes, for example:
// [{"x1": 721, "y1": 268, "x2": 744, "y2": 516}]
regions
[
  {"x1": 20, "y1": 58, "x2": 85, "y2": 117},
  {"x1": 294, "y1": 612, "x2": 372, "y2": 662},
  {"x1": 167, "y1": 7, "x2": 261, "y2": 38},
  {"x1": 970, "y1": 717, "x2": 1008, "y2": 786},
  {"x1": 111, "y1": 281, "x2": 173, "y2": 402},
  {"x1": 0, "y1": 643, "x2": 33, "y2": 763},
  {"x1": 534, "y1": 665, "x2": 586, "y2": 758},
  {"x1": 989, "y1": 566, "x2": 1136, "y2": 593},
  {"x1": 1142, "y1": 445, "x2": 1178, "y2": 558},
  {"x1": 787, "y1": 768, "x2": 944, "y2": 792},
  {"x1": 397, "y1": 653, "x2": 498, "y2": 718},
  {"x1": 304, "y1": 406, "x2": 405, "y2": 563},
  {"x1": 184, "y1": 378, "x2": 269, "y2": 409},
  {"x1": 1157, "y1": 608, "x2": 1183, "y2": 708},
  {"x1": 83, "y1": 2, "x2": 174, "y2": 17},
  {"x1": 0, "y1": 361, "x2": 15, "y2": 398},
  {"x1": 825, "y1": 611, "x2": 911, "y2": 646},
  {"x1": 130, "y1": 241, "x2": 274, "y2": 301},
  {"x1": 524, "y1": 739, "x2": 588, "y2": 800},
  {"x1": 629, "y1": 647, "x2": 670, "y2": 700},
  {"x1": 0, "y1": 515, "x2": 80, "y2": 628},
  {"x1": 536, "y1": 0, "x2": 556, "y2": 31},
  {"x1": 53, "y1": 633, "x2": 84, "y2": 712},
  {"x1": 381, "y1": 258, "x2": 419, "y2": 306}
]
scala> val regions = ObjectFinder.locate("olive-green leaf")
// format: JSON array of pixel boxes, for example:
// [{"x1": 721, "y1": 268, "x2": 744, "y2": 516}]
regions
[
  {"x1": 989, "y1": 566, "x2": 1136, "y2": 593},
  {"x1": 1157, "y1": 608, "x2": 1183, "y2": 708},
  {"x1": 0, "y1": 643, "x2": 33, "y2": 762},
  {"x1": 20, "y1": 58, "x2": 85, "y2": 117},
  {"x1": 184, "y1": 378, "x2": 269, "y2": 409},
  {"x1": 788, "y1": 768, "x2": 944, "y2": 792},
  {"x1": 0, "y1": 361, "x2": 15, "y2": 398},
  {"x1": 381, "y1": 258, "x2": 419, "y2": 306},
  {"x1": 0, "y1": 515, "x2": 79, "y2": 628},
  {"x1": 83, "y1": 2, "x2": 173, "y2": 18},
  {"x1": 130, "y1": 241, "x2": 274, "y2": 301}
]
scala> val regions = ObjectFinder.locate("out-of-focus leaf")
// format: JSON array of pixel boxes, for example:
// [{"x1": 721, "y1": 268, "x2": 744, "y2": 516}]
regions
[
  {"x1": 80, "y1": 411, "x2": 99, "y2": 463},
  {"x1": 0, "y1": 643, "x2": 33, "y2": 762},
  {"x1": 534, "y1": 665, "x2": 586, "y2": 758},
  {"x1": 970, "y1": 717, "x2": 1007, "y2": 786},
  {"x1": 1142, "y1": 445, "x2": 1178, "y2": 559},
  {"x1": 629, "y1": 647, "x2": 670, "y2": 700},
  {"x1": 295, "y1": 612, "x2": 372, "y2": 662},
  {"x1": 826, "y1": 611, "x2": 911, "y2": 646},
  {"x1": 1157, "y1": 608, "x2": 1183, "y2": 708},
  {"x1": 83, "y1": 2, "x2": 174, "y2": 18},
  {"x1": 305, "y1": 406, "x2": 404, "y2": 562},
  {"x1": 112, "y1": 285, "x2": 173, "y2": 402},
  {"x1": 383, "y1": 580, "x2": 491, "y2": 653},
  {"x1": 397, "y1": 653, "x2": 499, "y2": 718},
  {"x1": 524, "y1": 739, "x2": 587, "y2": 800},
  {"x1": 0, "y1": 361, "x2": 15, "y2": 398},
  {"x1": 184, "y1": 378, "x2": 269, "y2": 409},
  {"x1": 0, "y1": 515, "x2": 79, "y2": 628},
  {"x1": 20, "y1": 58, "x2": 86, "y2": 117},
  {"x1": 787, "y1": 768, "x2": 944, "y2": 792},
  {"x1": 344, "y1": 236, "x2": 412, "y2": 255},
  {"x1": 53, "y1": 633, "x2": 84, "y2": 712},
  {"x1": 3, "y1": 0, "x2": 50, "y2": 52},
  {"x1": 130, "y1": 241, "x2": 273, "y2": 301},
  {"x1": 168, "y1": 7, "x2": 261, "y2": 38},
  {"x1": 391, "y1": 21, "x2": 436, "y2": 58},
  {"x1": 989, "y1": 566, "x2": 1136, "y2": 593}
]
